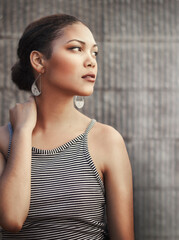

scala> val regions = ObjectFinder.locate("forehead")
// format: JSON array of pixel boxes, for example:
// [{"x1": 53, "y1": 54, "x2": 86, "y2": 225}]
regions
[{"x1": 53, "y1": 22, "x2": 96, "y2": 47}]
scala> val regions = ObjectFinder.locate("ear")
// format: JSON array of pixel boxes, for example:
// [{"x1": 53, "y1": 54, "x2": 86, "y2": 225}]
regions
[{"x1": 30, "y1": 50, "x2": 46, "y2": 74}]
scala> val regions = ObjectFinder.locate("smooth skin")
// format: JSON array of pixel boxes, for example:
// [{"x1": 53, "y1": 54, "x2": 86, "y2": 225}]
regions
[{"x1": 0, "y1": 22, "x2": 135, "y2": 239}]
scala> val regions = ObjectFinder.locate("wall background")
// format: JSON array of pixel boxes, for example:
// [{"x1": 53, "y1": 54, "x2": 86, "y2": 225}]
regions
[{"x1": 0, "y1": 0, "x2": 179, "y2": 239}]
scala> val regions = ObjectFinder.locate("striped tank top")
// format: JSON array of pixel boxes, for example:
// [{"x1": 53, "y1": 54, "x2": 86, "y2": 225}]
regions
[{"x1": 1, "y1": 119, "x2": 109, "y2": 239}]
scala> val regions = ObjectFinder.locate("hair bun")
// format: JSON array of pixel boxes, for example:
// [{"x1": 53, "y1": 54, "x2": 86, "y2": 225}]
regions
[{"x1": 11, "y1": 61, "x2": 34, "y2": 91}]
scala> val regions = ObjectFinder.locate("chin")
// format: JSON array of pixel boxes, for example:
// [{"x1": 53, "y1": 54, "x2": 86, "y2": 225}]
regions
[{"x1": 79, "y1": 87, "x2": 95, "y2": 97}]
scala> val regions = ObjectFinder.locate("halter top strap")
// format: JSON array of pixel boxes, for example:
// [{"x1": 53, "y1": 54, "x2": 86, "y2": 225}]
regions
[
  {"x1": 7, "y1": 122, "x2": 13, "y2": 159},
  {"x1": 84, "y1": 119, "x2": 96, "y2": 136}
]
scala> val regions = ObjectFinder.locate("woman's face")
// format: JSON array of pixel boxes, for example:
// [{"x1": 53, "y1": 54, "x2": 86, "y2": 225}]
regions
[{"x1": 43, "y1": 22, "x2": 98, "y2": 97}]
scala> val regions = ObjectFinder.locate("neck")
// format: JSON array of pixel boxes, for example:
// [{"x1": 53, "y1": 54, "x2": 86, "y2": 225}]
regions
[{"x1": 33, "y1": 92, "x2": 79, "y2": 132}]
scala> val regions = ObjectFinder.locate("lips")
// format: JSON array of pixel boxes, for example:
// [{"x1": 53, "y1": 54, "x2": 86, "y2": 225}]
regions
[{"x1": 82, "y1": 73, "x2": 96, "y2": 82}]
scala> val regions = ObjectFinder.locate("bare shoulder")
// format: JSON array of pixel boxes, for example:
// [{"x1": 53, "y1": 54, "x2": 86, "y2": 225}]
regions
[
  {"x1": 90, "y1": 121, "x2": 129, "y2": 172},
  {"x1": 92, "y1": 121, "x2": 126, "y2": 152}
]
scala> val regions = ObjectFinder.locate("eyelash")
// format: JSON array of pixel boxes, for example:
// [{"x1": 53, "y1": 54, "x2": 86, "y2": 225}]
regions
[{"x1": 69, "y1": 46, "x2": 98, "y2": 57}]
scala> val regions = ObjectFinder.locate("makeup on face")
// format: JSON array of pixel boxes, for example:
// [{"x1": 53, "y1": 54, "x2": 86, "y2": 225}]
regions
[
  {"x1": 65, "y1": 39, "x2": 98, "y2": 59},
  {"x1": 42, "y1": 23, "x2": 98, "y2": 97}
]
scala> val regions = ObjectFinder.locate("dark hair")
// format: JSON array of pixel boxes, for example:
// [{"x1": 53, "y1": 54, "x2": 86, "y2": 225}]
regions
[{"x1": 11, "y1": 14, "x2": 81, "y2": 91}]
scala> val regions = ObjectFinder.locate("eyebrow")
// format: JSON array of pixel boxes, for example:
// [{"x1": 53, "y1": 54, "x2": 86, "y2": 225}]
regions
[{"x1": 66, "y1": 39, "x2": 98, "y2": 48}]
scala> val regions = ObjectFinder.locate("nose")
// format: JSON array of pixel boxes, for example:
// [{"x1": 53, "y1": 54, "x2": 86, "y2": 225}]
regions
[{"x1": 84, "y1": 54, "x2": 96, "y2": 68}]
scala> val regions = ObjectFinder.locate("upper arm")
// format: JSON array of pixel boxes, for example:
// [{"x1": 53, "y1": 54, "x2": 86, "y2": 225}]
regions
[{"x1": 103, "y1": 127, "x2": 135, "y2": 240}]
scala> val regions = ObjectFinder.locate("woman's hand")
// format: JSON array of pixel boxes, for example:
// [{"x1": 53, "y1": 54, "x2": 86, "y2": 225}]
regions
[{"x1": 9, "y1": 95, "x2": 37, "y2": 132}]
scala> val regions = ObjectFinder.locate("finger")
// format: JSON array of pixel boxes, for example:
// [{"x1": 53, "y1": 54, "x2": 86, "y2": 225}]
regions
[{"x1": 28, "y1": 95, "x2": 35, "y2": 101}]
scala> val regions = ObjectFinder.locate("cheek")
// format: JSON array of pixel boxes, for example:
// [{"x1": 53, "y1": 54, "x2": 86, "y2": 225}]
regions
[{"x1": 47, "y1": 54, "x2": 80, "y2": 78}]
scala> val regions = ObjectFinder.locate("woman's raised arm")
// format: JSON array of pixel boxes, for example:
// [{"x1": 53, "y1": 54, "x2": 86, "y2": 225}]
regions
[{"x1": 0, "y1": 96, "x2": 37, "y2": 233}]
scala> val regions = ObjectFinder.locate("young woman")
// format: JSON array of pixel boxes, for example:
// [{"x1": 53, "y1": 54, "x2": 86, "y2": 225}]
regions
[{"x1": 0, "y1": 14, "x2": 135, "y2": 239}]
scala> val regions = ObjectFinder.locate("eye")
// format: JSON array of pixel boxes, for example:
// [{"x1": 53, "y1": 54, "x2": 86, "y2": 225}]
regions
[
  {"x1": 93, "y1": 51, "x2": 98, "y2": 57},
  {"x1": 69, "y1": 46, "x2": 82, "y2": 52}
]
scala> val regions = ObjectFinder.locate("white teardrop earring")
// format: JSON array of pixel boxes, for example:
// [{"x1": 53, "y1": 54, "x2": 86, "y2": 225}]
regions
[
  {"x1": 74, "y1": 96, "x2": 84, "y2": 109},
  {"x1": 31, "y1": 73, "x2": 41, "y2": 96}
]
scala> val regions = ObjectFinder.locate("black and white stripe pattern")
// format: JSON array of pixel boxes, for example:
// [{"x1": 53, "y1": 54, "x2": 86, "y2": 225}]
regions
[{"x1": 2, "y1": 119, "x2": 108, "y2": 239}]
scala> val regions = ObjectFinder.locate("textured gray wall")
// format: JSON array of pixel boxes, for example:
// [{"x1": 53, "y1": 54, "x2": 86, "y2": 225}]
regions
[{"x1": 0, "y1": 0, "x2": 179, "y2": 239}]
